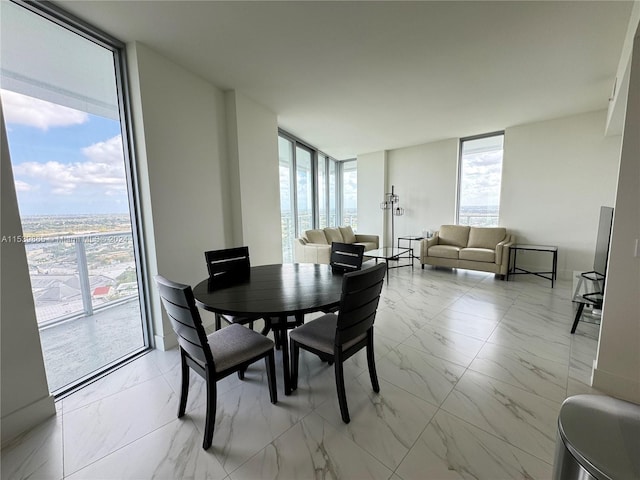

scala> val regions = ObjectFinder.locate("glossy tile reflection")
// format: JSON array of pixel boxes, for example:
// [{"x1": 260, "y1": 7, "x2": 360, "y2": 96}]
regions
[{"x1": 1, "y1": 267, "x2": 600, "y2": 479}]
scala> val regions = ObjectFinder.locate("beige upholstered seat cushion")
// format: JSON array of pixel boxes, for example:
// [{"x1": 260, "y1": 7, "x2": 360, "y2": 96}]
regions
[
  {"x1": 428, "y1": 245, "x2": 461, "y2": 259},
  {"x1": 438, "y1": 225, "x2": 470, "y2": 247},
  {"x1": 467, "y1": 227, "x2": 506, "y2": 250},
  {"x1": 289, "y1": 314, "x2": 365, "y2": 355},
  {"x1": 459, "y1": 248, "x2": 495, "y2": 263},
  {"x1": 339, "y1": 226, "x2": 357, "y2": 244},
  {"x1": 306, "y1": 229, "x2": 329, "y2": 244},
  {"x1": 206, "y1": 323, "x2": 274, "y2": 372},
  {"x1": 324, "y1": 227, "x2": 344, "y2": 244}
]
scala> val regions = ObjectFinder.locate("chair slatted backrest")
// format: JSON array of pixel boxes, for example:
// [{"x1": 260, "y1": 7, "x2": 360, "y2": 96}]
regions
[
  {"x1": 205, "y1": 246, "x2": 250, "y2": 278},
  {"x1": 155, "y1": 275, "x2": 214, "y2": 368},
  {"x1": 330, "y1": 242, "x2": 365, "y2": 273},
  {"x1": 335, "y1": 263, "x2": 386, "y2": 345}
]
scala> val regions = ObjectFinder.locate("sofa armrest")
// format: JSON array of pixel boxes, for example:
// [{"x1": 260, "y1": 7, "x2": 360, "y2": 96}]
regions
[
  {"x1": 355, "y1": 234, "x2": 379, "y2": 249},
  {"x1": 495, "y1": 235, "x2": 516, "y2": 265},
  {"x1": 420, "y1": 233, "x2": 439, "y2": 259},
  {"x1": 294, "y1": 241, "x2": 331, "y2": 264}
]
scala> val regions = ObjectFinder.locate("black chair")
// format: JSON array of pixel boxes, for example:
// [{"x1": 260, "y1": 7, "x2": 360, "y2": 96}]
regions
[
  {"x1": 155, "y1": 275, "x2": 277, "y2": 450},
  {"x1": 204, "y1": 246, "x2": 261, "y2": 331},
  {"x1": 289, "y1": 263, "x2": 386, "y2": 423},
  {"x1": 330, "y1": 241, "x2": 365, "y2": 273},
  {"x1": 322, "y1": 242, "x2": 366, "y2": 314}
]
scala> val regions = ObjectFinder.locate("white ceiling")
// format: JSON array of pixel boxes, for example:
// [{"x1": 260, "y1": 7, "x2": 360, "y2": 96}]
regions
[{"x1": 56, "y1": 0, "x2": 633, "y2": 159}]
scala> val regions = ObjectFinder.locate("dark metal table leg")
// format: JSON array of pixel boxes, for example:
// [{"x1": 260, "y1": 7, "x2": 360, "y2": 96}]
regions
[{"x1": 571, "y1": 303, "x2": 585, "y2": 334}]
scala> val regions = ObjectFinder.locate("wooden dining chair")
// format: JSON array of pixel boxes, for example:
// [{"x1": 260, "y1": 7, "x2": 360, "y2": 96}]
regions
[
  {"x1": 322, "y1": 242, "x2": 366, "y2": 315},
  {"x1": 204, "y1": 246, "x2": 261, "y2": 331},
  {"x1": 330, "y1": 241, "x2": 365, "y2": 273},
  {"x1": 155, "y1": 275, "x2": 277, "y2": 450},
  {"x1": 289, "y1": 262, "x2": 386, "y2": 423}
]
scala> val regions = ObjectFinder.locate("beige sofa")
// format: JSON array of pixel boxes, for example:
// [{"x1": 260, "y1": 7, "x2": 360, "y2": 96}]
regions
[
  {"x1": 294, "y1": 226, "x2": 379, "y2": 264},
  {"x1": 420, "y1": 225, "x2": 515, "y2": 277}
]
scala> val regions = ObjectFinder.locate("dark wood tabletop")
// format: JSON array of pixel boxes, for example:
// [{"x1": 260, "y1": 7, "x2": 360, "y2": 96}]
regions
[
  {"x1": 192, "y1": 263, "x2": 343, "y2": 317},
  {"x1": 193, "y1": 263, "x2": 345, "y2": 395}
]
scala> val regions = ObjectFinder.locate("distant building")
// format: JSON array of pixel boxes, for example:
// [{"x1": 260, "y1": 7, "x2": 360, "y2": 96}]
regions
[{"x1": 92, "y1": 286, "x2": 112, "y2": 298}]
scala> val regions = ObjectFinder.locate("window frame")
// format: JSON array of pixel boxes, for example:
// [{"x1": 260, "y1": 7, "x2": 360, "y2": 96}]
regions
[
  {"x1": 456, "y1": 130, "x2": 505, "y2": 227},
  {"x1": 8, "y1": 0, "x2": 152, "y2": 392}
]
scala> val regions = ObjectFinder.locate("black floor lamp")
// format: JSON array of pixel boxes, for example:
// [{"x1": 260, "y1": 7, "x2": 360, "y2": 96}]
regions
[{"x1": 380, "y1": 185, "x2": 404, "y2": 248}]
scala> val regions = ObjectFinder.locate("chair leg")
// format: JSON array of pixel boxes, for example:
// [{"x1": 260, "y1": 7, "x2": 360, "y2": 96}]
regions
[
  {"x1": 214, "y1": 313, "x2": 222, "y2": 331},
  {"x1": 237, "y1": 366, "x2": 246, "y2": 380},
  {"x1": 290, "y1": 340, "x2": 299, "y2": 391},
  {"x1": 366, "y1": 333, "x2": 380, "y2": 393},
  {"x1": 265, "y1": 351, "x2": 278, "y2": 404},
  {"x1": 178, "y1": 350, "x2": 189, "y2": 418},
  {"x1": 334, "y1": 354, "x2": 350, "y2": 423},
  {"x1": 202, "y1": 369, "x2": 217, "y2": 450}
]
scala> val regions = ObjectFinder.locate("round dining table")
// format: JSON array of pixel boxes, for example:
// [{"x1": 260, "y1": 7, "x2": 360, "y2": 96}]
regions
[{"x1": 192, "y1": 263, "x2": 344, "y2": 394}]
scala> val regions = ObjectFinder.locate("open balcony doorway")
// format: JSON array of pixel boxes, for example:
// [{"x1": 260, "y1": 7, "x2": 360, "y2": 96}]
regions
[{"x1": 0, "y1": 1, "x2": 149, "y2": 395}]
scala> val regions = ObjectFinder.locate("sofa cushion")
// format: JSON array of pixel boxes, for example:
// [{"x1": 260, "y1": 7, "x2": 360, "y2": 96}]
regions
[
  {"x1": 467, "y1": 227, "x2": 506, "y2": 250},
  {"x1": 438, "y1": 225, "x2": 470, "y2": 248},
  {"x1": 338, "y1": 226, "x2": 357, "y2": 244},
  {"x1": 459, "y1": 248, "x2": 495, "y2": 263},
  {"x1": 428, "y1": 245, "x2": 461, "y2": 259},
  {"x1": 324, "y1": 227, "x2": 344, "y2": 244},
  {"x1": 306, "y1": 229, "x2": 328, "y2": 244}
]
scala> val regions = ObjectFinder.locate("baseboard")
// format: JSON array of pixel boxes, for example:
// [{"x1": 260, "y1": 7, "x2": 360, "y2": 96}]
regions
[
  {"x1": 1, "y1": 394, "x2": 55, "y2": 447},
  {"x1": 592, "y1": 364, "x2": 640, "y2": 404}
]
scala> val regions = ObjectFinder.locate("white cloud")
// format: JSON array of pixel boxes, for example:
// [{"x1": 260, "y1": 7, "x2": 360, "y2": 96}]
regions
[
  {"x1": 82, "y1": 135, "x2": 124, "y2": 166},
  {"x1": 14, "y1": 180, "x2": 36, "y2": 192},
  {"x1": 13, "y1": 135, "x2": 126, "y2": 196},
  {"x1": 0, "y1": 89, "x2": 88, "y2": 130}
]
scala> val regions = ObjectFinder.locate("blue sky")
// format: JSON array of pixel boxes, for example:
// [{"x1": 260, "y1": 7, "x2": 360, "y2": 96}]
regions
[{"x1": 2, "y1": 89, "x2": 130, "y2": 216}]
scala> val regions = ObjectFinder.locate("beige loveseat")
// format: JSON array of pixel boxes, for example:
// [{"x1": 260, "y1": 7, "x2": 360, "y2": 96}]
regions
[
  {"x1": 294, "y1": 226, "x2": 379, "y2": 264},
  {"x1": 420, "y1": 225, "x2": 515, "y2": 277}
]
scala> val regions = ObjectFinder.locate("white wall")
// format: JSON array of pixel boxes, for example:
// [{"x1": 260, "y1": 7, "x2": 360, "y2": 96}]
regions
[
  {"x1": 225, "y1": 90, "x2": 282, "y2": 265},
  {"x1": 128, "y1": 42, "x2": 230, "y2": 347},
  {"x1": 501, "y1": 111, "x2": 621, "y2": 278},
  {"x1": 593, "y1": 24, "x2": 640, "y2": 403},
  {"x1": 356, "y1": 151, "x2": 386, "y2": 241},
  {"x1": 1, "y1": 108, "x2": 55, "y2": 445},
  {"x1": 387, "y1": 139, "x2": 459, "y2": 240},
  {"x1": 383, "y1": 111, "x2": 621, "y2": 277}
]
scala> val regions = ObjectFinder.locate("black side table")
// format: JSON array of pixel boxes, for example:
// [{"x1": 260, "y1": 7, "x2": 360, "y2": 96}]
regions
[
  {"x1": 507, "y1": 244, "x2": 558, "y2": 287},
  {"x1": 397, "y1": 236, "x2": 423, "y2": 261}
]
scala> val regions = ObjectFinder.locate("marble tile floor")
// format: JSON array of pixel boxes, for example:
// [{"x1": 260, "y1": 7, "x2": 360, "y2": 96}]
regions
[{"x1": 1, "y1": 266, "x2": 604, "y2": 480}]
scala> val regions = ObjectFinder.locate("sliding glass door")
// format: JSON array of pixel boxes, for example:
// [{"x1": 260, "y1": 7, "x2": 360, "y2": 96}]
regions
[{"x1": 0, "y1": 1, "x2": 148, "y2": 394}]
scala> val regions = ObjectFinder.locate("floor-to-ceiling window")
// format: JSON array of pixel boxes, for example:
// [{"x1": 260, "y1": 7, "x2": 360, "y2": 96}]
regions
[
  {"x1": 457, "y1": 132, "x2": 504, "y2": 227},
  {"x1": 278, "y1": 130, "x2": 357, "y2": 262},
  {"x1": 296, "y1": 145, "x2": 313, "y2": 233},
  {"x1": 317, "y1": 154, "x2": 328, "y2": 228},
  {"x1": 341, "y1": 159, "x2": 358, "y2": 229},
  {"x1": 278, "y1": 136, "x2": 296, "y2": 263},
  {"x1": 0, "y1": 0, "x2": 148, "y2": 394}
]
